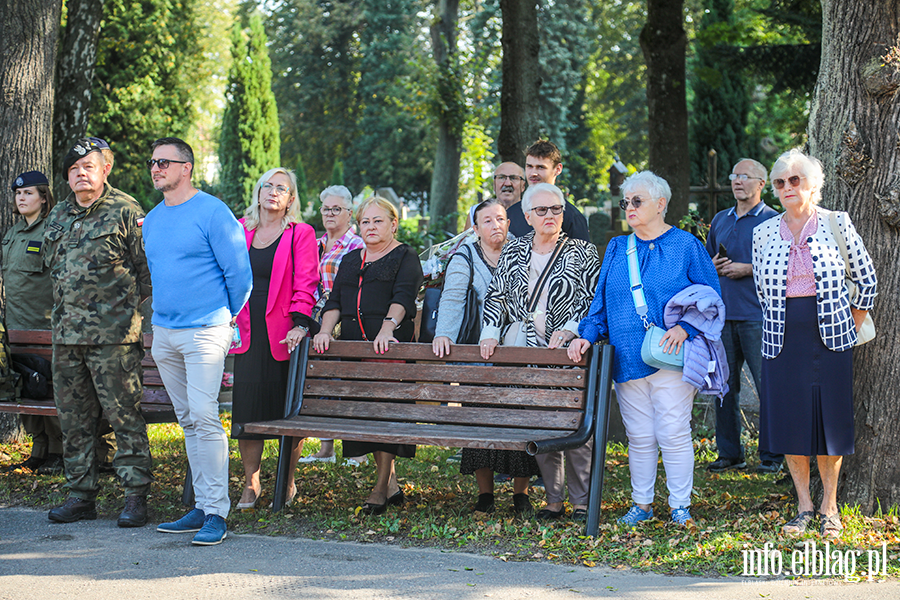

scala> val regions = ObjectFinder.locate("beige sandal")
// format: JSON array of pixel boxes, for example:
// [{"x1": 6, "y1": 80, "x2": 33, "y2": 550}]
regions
[
  {"x1": 783, "y1": 511, "x2": 815, "y2": 535},
  {"x1": 820, "y1": 513, "x2": 843, "y2": 538}
]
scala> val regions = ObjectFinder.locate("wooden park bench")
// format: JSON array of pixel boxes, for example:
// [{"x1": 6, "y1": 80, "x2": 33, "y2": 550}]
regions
[
  {"x1": 244, "y1": 339, "x2": 615, "y2": 536},
  {"x1": 0, "y1": 329, "x2": 193, "y2": 504}
]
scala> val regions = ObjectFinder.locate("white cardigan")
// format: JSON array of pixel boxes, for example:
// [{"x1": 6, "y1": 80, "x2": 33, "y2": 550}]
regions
[{"x1": 751, "y1": 207, "x2": 877, "y2": 359}]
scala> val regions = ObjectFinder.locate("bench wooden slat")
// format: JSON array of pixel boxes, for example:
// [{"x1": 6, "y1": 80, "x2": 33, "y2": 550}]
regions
[
  {"x1": 244, "y1": 416, "x2": 568, "y2": 450},
  {"x1": 320, "y1": 340, "x2": 586, "y2": 367},
  {"x1": 299, "y1": 398, "x2": 583, "y2": 430},
  {"x1": 304, "y1": 380, "x2": 584, "y2": 409},
  {"x1": 306, "y1": 360, "x2": 586, "y2": 388}
]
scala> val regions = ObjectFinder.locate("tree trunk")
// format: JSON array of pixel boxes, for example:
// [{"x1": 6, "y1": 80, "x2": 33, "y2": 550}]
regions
[
  {"x1": 0, "y1": 0, "x2": 62, "y2": 236},
  {"x1": 52, "y1": 0, "x2": 105, "y2": 203},
  {"x1": 0, "y1": 0, "x2": 62, "y2": 442},
  {"x1": 640, "y1": 0, "x2": 690, "y2": 224},
  {"x1": 498, "y1": 0, "x2": 540, "y2": 164},
  {"x1": 428, "y1": 0, "x2": 463, "y2": 234},
  {"x1": 807, "y1": 0, "x2": 900, "y2": 514}
]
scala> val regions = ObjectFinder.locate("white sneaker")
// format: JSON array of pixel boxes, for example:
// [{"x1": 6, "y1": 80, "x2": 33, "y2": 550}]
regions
[{"x1": 298, "y1": 455, "x2": 336, "y2": 464}]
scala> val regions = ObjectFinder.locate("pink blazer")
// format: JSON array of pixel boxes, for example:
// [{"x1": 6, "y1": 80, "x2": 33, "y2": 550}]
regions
[{"x1": 230, "y1": 220, "x2": 320, "y2": 361}]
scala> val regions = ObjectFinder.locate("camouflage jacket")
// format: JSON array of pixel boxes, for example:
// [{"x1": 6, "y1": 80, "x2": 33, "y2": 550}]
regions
[{"x1": 43, "y1": 183, "x2": 151, "y2": 345}]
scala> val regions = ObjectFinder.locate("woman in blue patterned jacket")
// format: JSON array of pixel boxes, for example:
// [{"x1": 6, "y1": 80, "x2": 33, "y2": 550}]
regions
[
  {"x1": 752, "y1": 149, "x2": 876, "y2": 538},
  {"x1": 568, "y1": 171, "x2": 720, "y2": 529}
]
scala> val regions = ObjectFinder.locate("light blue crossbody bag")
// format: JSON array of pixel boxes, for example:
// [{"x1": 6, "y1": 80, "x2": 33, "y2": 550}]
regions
[{"x1": 626, "y1": 234, "x2": 684, "y2": 372}]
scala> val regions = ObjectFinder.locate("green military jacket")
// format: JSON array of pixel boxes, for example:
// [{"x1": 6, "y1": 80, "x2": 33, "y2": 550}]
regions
[
  {"x1": 1, "y1": 215, "x2": 53, "y2": 330},
  {"x1": 43, "y1": 183, "x2": 151, "y2": 345}
]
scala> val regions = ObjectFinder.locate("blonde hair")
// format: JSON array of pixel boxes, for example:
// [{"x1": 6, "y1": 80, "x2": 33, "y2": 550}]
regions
[
  {"x1": 355, "y1": 196, "x2": 399, "y2": 223},
  {"x1": 243, "y1": 168, "x2": 303, "y2": 230}
]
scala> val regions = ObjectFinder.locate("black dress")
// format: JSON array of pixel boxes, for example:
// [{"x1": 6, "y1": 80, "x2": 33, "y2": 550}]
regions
[
  {"x1": 323, "y1": 244, "x2": 423, "y2": 458},
  {"x1": 231, "y1": 235, "x2": 290, "y2": 440},
  {"x1": 759, "y1": 296, "x2": 855, "y2": 456}
]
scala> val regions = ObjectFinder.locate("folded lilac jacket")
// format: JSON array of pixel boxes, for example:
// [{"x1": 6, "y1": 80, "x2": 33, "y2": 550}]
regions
[{"x1": 663, "y1": 284, "x2": 729, "y2": 398}]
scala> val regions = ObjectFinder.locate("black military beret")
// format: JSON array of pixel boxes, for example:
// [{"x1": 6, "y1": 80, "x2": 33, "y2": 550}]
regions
[
  {"x1": 11, "y1": 170, "x2": 50, "y2": 191},
  {"x1": 62, "y1": 137, "x2": 111, "y2": 175}
]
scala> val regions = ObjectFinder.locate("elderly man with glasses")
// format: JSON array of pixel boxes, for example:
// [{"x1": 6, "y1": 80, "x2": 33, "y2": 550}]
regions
[
  {"x1": 705, "y1": 159, "x2": 782, "y2": 475},
  {"x1": 502, "y1": 140, "x2": 590, "y2": 242}
]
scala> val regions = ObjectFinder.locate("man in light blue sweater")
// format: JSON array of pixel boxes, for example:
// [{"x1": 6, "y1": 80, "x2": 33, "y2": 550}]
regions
[{"x1": 142, "y1": 137, "x2": 252, "y2": 546}]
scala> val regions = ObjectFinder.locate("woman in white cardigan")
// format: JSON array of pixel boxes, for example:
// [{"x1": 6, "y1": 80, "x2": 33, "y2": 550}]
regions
[{"x1": 752, "y1": 149, "x2": 877, "y2": 538}]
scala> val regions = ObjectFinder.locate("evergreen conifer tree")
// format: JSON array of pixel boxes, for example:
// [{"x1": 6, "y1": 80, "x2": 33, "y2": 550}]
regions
[
  {"x1": 689, "y1": 0, "x2": 749, "y2": 194},
  {"x1": 294, "y1": 154, "x2": 311, "y2": 206},
  {"x1": 218, "y1": 13, "x2": 281, "y2": 211},
  {"x1": 330, "y1": 160, "x2": 344, "y2": 186}
]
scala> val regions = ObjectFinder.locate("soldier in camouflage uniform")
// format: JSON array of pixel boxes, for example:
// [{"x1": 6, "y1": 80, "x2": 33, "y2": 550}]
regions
[{"x1": 44, "y1": 138, "x2": 154, "y2": 528}]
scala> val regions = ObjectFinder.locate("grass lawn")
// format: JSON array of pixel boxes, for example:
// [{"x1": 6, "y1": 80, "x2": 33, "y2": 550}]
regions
[{"x1": 2, "y1": 412, "x2": 898, "y2": 579}]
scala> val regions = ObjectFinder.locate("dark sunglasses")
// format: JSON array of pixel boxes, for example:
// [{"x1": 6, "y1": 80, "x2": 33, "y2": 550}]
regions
[
  {"x1": 619, "y1": 196, "x2": 646, "y2": 210},
  {"x1": 772, "y1": 175, "x2": 805, "y2": 190},
  {"x1": 531, "y1": 205, "x2": 564, "y2": 216},
  {"x1": 147, "y1": 158, "x2": 189, "y2": 170}
]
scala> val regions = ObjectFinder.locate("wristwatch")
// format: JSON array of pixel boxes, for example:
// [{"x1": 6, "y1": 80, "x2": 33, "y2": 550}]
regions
[{"x1": 384, "y1": 316, "x2": 399, "y2": 329}]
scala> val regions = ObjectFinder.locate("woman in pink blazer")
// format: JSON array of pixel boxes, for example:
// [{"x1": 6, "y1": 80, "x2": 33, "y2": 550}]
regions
[{"x1": 229, "y1": 167, "x2": 320, "y2": 510}]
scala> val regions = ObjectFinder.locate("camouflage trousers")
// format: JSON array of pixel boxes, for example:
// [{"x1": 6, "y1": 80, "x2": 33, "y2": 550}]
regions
[
  {"x1": 53, "y1": 343, "x2": 154, "y2": 500},
  {"x1": 20, "y1": 415, "x2": 63, "y2": 458}
]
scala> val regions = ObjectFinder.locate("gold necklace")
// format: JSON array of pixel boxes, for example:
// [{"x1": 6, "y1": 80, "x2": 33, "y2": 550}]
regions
[{"x1": 254, "y1": 226, "x2": 284, "y2": 248}]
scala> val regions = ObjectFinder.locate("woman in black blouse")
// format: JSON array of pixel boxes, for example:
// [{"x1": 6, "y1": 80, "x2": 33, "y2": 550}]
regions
[{"x1": 312, "y1": 196, "x2": 424, "y2": 514}]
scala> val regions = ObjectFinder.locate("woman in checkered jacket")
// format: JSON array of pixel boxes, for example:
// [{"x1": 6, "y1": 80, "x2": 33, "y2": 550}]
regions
[{"x1": 752, "y1": 149, "x2": 877, "y2": 539}]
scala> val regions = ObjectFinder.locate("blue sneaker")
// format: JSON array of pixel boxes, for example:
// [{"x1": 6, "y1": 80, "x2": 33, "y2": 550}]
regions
[
  {"x1": 157, "y1": 508, "x2": 205, "y2": 533},
  {"x1": 192, "y1": 514, "x2": 227, "y2": 546},
  {"x1": 617, "y1": 503, "x2": 653, "y2": 527},
  {"x1": 671, "y1": 506, "x2": 695, "y2": 527}
]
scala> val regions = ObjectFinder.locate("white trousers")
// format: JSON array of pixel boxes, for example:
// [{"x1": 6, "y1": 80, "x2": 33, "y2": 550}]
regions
[
  {"x1": 152, "y1": 324, "x2": 232, "y2": 518},
  {"x1": 615, "y1": 369, "x2": 696, "y2": 509}
]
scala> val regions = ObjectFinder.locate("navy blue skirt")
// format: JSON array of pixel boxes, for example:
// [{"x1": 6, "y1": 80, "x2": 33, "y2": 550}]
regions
[{"x1": 759, "y1": 297, "x2": 854, "y2": 456}]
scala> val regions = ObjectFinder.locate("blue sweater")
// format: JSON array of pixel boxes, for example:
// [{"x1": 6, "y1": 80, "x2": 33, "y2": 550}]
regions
[
  {"x1": 143, "y1": 191, "x2": 252, "y2": 329},
  {"x1": 578, "y1": 227, "x2": 720, "y2": 383}
]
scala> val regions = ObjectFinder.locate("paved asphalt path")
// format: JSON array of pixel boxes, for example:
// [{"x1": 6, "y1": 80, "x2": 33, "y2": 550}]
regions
[{"x1": 0, "y1": 506, "x2": 896, "y2": 599}]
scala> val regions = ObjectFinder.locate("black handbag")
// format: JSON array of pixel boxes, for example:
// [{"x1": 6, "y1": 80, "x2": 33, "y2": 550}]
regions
[
  {"x1": 11, "y1": 353, "x2": 53, "y2": 400},
  {"x1": 420, "y1": 245, "x2": 480, "y2": 344}
]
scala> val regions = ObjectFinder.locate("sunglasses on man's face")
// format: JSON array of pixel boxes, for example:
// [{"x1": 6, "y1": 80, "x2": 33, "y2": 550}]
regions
[
  {"x1": 531, "y1": 205, "x2": 564, "y2": 216},
  {"x1": 772, "y1": 175, "x2": 805, "y2": 190},
  {"x1": 147, "y1": 158, "x2": 188, "y2": 170}
]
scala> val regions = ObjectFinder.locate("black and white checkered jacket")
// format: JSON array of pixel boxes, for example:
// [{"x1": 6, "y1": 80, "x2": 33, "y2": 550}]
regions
[{"x1": 751, "y1": 208, "x2": 877, "y2": 359}]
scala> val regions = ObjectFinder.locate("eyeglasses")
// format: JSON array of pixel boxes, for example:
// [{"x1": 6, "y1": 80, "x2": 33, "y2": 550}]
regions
[
  {"x1": 147, "y1": 158, "x2": 188, "y2": 170},
  {"x1": 262, "y1": 182, "x2": 291, "y2": 196},
  {"x1": 493, "y1": 174, "x2": 525, "y2": 183},
  {"x1": 320, "y1": 206, "x2": 349, "y2": 216},
  {"x1": 772, "y1": 175, "x2": 805, "y2": 190},
  {"x1": 619, "y1": 196, "x2": 647, "y2": 210},
  {"x1": 728, "y1": 173, "x2": 762, "y2": 182},
  {"x1": 530, "y1": 205, "x2": 564, "y2": 216}
]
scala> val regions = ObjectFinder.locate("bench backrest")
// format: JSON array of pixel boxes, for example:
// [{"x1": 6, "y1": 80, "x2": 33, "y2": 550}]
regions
[
  {"x1": 291, "y1": 340, "x2": 600, "y2": 437},
  {"x1": 7, "y1": 329, "x2": 170, "y2": 406}
]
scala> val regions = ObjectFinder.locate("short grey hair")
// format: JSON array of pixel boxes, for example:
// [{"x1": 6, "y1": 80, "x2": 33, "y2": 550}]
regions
[
  {"x1": 522, "y1": 182, "x2": 565, "y2": 214},
  {"x1": 734, "y1": 158, "x2": 768, "y2": 184},
  {"x1": 319, "y1": 185, "x2": 353, "y2": 208},
  {"x1": 621, "y1": 171, "x2": 672, "y2": 216},
  {"x1": 770, "y1": 148, "x2": 824, "y2": 204}
]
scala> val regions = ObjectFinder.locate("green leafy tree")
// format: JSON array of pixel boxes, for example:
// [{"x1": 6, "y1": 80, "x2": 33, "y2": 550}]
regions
[
  {"x1": 689, "y1": 0, "x2": 749, "y2": 185},
  {"x1": 344, "y1": 0, "x2": 435, "y2": 203},
  {"x1": 88, "y1": 0, "x2": 202, "y2": 207},
  {"x1": 218, "y1": 12, "x2": 281, "y2": 211},
  {"x1": 266, "y1": 0, "x2": 363, "y2": 191}
]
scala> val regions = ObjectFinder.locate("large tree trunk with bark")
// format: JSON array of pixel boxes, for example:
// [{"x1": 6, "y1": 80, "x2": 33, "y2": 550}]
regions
[
  {"x1": 498, "y1": 0, "x2": 540, "y2": 164},
  {"x1": 52, "y1": 0, "x2": 105, "y2": 202},
  {"x1": 428, "y1": 0, "x2": 463, "y2": 233},
  {"x1": 808, "y1": 0, "x2": 900, "y2": 514},
  {"x1": 0, "y1": 0, "x2": 62, "y2": 442},
  {"x1": 640, "y1": 0, "x2": 690, "y2": 224},
  {"x1": 0, "y1": 0, "x2": 62, "y2": 235}
]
